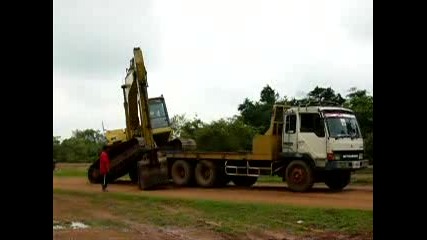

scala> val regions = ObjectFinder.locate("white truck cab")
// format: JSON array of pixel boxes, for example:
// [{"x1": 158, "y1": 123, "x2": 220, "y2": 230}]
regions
[{"x1": 281, "y1": 106, "x2": 369, "y2": 191}]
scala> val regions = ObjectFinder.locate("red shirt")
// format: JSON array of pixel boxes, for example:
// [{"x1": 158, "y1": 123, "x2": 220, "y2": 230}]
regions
[{"x1": 99, "y1": 151, "x2": 110, "y2": 175}]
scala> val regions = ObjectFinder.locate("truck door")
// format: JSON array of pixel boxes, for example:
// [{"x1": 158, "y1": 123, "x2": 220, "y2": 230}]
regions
[
  {"x1": 283, "y1": 113, "x2": 297, "y2": 153},
  {"x1": 298, "y1": 113, "x2": 327, "y2": 160}
]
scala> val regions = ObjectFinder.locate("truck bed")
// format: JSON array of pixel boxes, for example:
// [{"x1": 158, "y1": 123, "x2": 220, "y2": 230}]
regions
[{"x1": 164, "y1": 150, "x2": 271, "y2": 161}]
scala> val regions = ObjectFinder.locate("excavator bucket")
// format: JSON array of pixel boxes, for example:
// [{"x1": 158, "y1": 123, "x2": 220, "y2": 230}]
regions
[{"x1": 137, "y1": 150, "x2": 170, "y2": 190}]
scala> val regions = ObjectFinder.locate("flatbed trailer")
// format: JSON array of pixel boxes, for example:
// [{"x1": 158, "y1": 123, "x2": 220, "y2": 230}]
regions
[{"x1": 162, "y1": 133, "x2": 292, "y2": 189}]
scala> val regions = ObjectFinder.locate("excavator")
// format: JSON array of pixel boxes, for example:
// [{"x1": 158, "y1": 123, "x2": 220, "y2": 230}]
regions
[{"x1": 87, "y1": 47, "x2": 194, "y2": 189}]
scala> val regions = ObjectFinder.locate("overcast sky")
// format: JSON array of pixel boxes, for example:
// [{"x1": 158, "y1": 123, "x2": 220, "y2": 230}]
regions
[{"x1": 53, "y1": 0, "x2": 373, "y2": 139}]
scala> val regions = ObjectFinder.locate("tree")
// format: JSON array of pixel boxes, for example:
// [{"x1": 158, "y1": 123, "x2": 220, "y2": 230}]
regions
[
  {"x1": 260, "y1": 85, "x2": 279, "y2": 104},
  {"x1": 343, "y1": 88, "x2": 373, "y2": 135},
  {"x1": 238, "y1": 85, "x2": 281, "y2": 133},
  {"x1": 170, "y1": 114, "x2": 257, "y2": 151},
  {"x1": 170, "y1": 114, "x2": 204, "y2": 139},
  {"x1": 53, "y1": 129, "x2": 107, "y2": 163},
  {"x1": 53, "y1": 136, "x2": 61, "y2": 160},
  {"x1": 343, "y1": 88, "x2": 373, "y2": 163},
  {"x1": 193, "y1": 117, "x2": 257, "y2": 151},
  {"x1": 71, "y1": 129, "x2": 106, "y2": 143}
]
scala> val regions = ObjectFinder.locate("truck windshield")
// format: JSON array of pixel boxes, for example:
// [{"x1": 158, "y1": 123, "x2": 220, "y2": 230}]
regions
[
  {"x1": 324, "y1": 113, "x2": 361, "y2": 139},
  {"x1": 149, "y1": 100, "x2": 169, "y2": 129}
]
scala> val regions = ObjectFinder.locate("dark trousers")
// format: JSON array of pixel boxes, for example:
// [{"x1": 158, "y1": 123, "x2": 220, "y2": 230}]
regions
[{"x1": 102, "y1": 174, "x2": 108, "y2": 190}]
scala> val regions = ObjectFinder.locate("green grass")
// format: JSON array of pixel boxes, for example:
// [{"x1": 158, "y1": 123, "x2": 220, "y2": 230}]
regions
[
  {"x1": 54, "y1": 189, "x2": 373, "y2": 235},
  {"x1": 54, "y1": 169, "x2": 87, "y2": 177},
  {"x1": 257, "y1": 175, "x2": 283, "y2": 183},
  {"x1": 351, "y1": 174, "x2": 373, "y2": 185},
  {"x1": 357, "y1": 167, "x2": 373, "y2": 174},
  {"x1": 54, "y1": 163, "x2": 89, "y2": 177}
]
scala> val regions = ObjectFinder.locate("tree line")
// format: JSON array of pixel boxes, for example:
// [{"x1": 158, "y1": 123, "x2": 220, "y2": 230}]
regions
[{"x1": 53, "y1": 85, "x2": 373, "y2": 164}]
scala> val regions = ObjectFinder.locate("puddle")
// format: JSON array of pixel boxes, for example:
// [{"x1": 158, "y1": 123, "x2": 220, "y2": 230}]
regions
[
  {"x1": 71, "y1": 221, "x2": 90, "y2": 229},
  {"x1": 53, "y1": 221, "x2": 90, "y2": 230},
  {"x1": 53, "y1": 225, "x2": 65, "y2": 230}
]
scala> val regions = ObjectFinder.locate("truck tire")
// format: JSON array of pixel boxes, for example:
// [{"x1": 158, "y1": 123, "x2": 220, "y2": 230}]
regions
[
  {"x1": 171, "y1": 160, "x2": 194, "y2": 186},
  {"x1": 285, "y1": 160, "x2": 314, "y2": 192},
  {"x1": 325, "y1": 171, "x2": 351, "y2": 191},
  {"x1": 195, "y1": 160, "x2": 218, "y2": 187},
  {"x1": 232, "y1": 176, "x2": 258, "y2": 187}
]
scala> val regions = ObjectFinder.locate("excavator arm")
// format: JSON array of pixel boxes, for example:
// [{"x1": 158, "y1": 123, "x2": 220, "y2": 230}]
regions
[
  {"x1": 122, "y1": 48, "x2": 156, "y2": 149},
  {"x1": 123, "y1": 48, "x2": 169, "y2": 189}
]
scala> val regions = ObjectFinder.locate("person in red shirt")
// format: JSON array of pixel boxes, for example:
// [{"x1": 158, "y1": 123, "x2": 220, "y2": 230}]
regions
[{"x1": 99, "y1": 145, "x2": 111, "y2": 192}]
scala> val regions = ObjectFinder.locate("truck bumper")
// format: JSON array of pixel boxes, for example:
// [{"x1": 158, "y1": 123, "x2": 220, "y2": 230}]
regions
[{"x1": 325, "y1": 159, "x2": 369, "y2": 170}]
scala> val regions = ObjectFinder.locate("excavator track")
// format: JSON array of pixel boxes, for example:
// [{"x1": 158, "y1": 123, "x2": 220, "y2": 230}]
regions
[{"x1": 87, "y1": 138, "x2": 146, "y2": 184}]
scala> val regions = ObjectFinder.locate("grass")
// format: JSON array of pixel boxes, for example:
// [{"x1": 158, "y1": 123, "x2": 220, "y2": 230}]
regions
[
  {"x1": 357, "y1": 167, "x2": 373, "y2": 174},
  {"x1": 54, "y1": 163, "x2": 89, "y2": 177},
  {"x1": 54, "y1": 189, "x2": 372, "y2": 235},
  {"x1": 351, "y1": 174, "x2": 373, "y2": 185},
  {"x1": 258, "y1": 175, "x2": 283, "y2": 183},
  {"x1": 54, "y1": 169, "x2": 87, "y2": 177}
]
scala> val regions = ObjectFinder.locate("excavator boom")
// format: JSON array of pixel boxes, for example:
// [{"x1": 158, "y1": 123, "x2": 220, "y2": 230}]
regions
[{"x1": 122, "y1": 48, "x2": 156, "y2": 148}]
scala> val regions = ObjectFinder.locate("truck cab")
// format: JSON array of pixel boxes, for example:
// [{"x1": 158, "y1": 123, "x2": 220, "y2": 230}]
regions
[
  {"x1": 281, "y1": 106, "x2": 369, "y2": 191},
  {"x1": 283, "y1": 106, "x2": 368, "y2": 169}
]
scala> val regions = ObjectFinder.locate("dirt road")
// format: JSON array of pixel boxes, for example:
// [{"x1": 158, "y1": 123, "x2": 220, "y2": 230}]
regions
[{"x1": 53, "y1": 177, "x2": 372, "y2": 210}]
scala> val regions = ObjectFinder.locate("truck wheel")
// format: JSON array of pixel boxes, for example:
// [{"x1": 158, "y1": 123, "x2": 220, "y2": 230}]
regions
[
  {"x1": 171, "y1": 160, "x2": 194, "y2": 186},
  {"x1": 195, "y1": 160, "x2": 218, "y2": 187},
  {"x1": 325, "y1": 171, "x2": 351, "y2": 191},
  {"x1": 285, "y1": 160, "x2": 314, "y2": 192},
  {"x1": 232, "y1": 176, "x2": 258, "y2": 187}
]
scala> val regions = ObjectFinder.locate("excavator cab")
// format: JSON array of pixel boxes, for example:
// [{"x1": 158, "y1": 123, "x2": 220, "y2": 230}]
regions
[
  {"x1": 105, "y1": 95, "x2": 196, "y2": 150},
  {"x1": 149, "y1": 96, "x2": 174, "y2": 147},
  {"x1": 149, "y1": 96, "x2": 197, "y2": 151},
  {"x1": 104, "y1": 97, "x2": 170, "y2": 146}
]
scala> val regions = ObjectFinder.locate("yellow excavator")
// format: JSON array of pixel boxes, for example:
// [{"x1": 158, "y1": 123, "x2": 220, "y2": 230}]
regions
[{"x1": 87, "y1": 47, "x2": 193, "y2": 189}]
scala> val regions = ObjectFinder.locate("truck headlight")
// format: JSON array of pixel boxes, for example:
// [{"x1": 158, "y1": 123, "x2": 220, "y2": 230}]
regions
[{"x1": 359, "y1": 153, "x2": 363, "y2": 160}]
